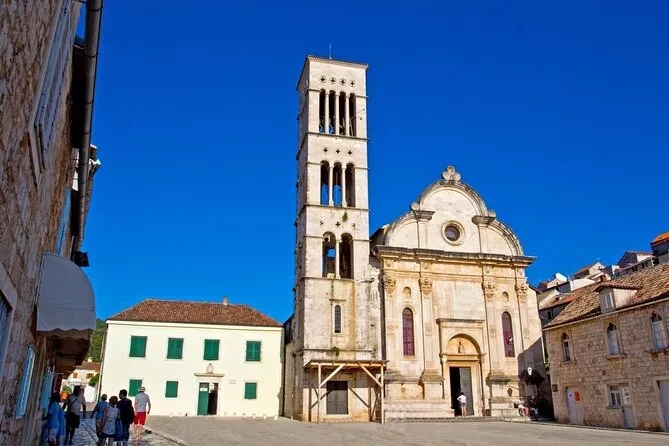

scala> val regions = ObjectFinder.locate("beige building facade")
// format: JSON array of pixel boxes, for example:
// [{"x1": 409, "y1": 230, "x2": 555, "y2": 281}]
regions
[
  {"x1": 545, "y1": 263, "x2": 669, "y2": 431},
  {"x1": 0, "y1": 1, "x2": 103, "y2": 443},
  {"x1": 282, "y1": 56, "x2": 545, "y2": 423}
]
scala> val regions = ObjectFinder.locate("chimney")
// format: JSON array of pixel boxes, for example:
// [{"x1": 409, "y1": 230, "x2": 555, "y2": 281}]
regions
[{"x1": 222, "y1": 296, "x2": 229, "y2": 306}]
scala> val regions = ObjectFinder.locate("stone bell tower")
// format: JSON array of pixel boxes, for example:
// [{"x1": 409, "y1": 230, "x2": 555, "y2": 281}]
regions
[{"x1": 288, "y1": 56, "x2": 380, "y2": 419}]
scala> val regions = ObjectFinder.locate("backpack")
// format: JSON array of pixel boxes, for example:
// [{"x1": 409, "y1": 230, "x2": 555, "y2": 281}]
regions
[{"x1": 118, "y1": 398, "x2": 135, "y2": 425}]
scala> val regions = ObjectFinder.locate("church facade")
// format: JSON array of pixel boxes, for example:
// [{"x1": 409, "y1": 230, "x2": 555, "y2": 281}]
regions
[{"x1": 282, "y1": 56, "x2": 545, "y2": 422}]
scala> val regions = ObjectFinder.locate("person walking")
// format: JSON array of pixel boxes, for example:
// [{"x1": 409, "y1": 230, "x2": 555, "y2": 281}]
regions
[
  {"x1": 457, "y1": 392, "x2": 467, "y2": 417},
  {"x1": 99, "y1": 396, "x2": 119, "y2": 446},
  {"x1": 91, "y1": 394, "x2": 109, "y2": 438},
  {"x1": 116, "y1": 389, "x2": 134, "y2": 446},
  {"x1": 132, "y1": 386, "x2": 151, "y2": 440},
  {"x1": 42, "y1": 392, "x2": 62, "y2": 446},
  {"x1": 63, "y1": 386, "x2": 86, "y2": 445}
]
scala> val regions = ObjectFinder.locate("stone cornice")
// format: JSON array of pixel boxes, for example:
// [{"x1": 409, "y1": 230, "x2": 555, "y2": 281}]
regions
[
  {"x1": 374, "y1": 246, "x2": 535, "y2": 268},
  {"x1": 412, "y1": 209, "x2": 435, "y2": 221},
  {"x1": 472, "y1": 215, "x2": 495, "y2": 226}
]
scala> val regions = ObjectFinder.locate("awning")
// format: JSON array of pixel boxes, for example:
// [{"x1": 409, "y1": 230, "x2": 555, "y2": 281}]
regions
[{"x1": 37, "y1": 253, "x2": 96, "y2": 338}]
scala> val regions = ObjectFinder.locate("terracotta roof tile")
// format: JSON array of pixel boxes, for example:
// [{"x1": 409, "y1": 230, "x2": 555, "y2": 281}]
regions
[
  {"x1": 652, "y1": 232, "x2": 669, "y2": 246},
  {"x1": 108, "y1": 299, "x2": 282, "y2": 328},
  {"x1": 76, "y1": 361, "x2": 101, "y2": 372},
  {"x1": 545, "y1": 263, "x2": 669, "y2": 328}
]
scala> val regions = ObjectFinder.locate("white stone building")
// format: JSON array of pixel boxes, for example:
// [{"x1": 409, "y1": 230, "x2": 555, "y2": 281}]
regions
[
  {"x1": 99, "y1": 299, "x2": 283, "y2": 418},
  {"x1": 282, "y1": 56, "x2": 545, "y2": 423}
]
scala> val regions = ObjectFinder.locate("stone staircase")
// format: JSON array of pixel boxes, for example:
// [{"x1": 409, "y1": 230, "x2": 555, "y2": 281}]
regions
[{"x1": 384, "y1": 400, "x2": 523, "y2": 423}]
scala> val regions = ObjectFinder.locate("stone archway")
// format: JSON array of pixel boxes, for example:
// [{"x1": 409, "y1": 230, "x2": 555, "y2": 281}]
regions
[{"x1": 443, "y1": 335, "x2": 483, "y2": 416}]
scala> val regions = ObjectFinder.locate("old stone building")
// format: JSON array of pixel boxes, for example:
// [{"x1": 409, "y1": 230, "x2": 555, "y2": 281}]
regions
[
  {"x1": 0, "y1": 1, "x2": 103, "y2": 443},
  {"x1": 282, "y1": 56, "x2": 545, "y2": 422},
  {"x1": 545, "y1": 263, "x2": 669, "y2": 431}
]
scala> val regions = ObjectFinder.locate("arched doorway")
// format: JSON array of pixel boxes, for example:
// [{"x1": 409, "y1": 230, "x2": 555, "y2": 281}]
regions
[{"x1": 444, "y1": 335, "x2": 482, "y2": 417}]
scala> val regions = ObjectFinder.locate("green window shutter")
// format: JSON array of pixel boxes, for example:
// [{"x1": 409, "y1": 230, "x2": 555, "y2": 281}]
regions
[
  {"x1": 165, "y1": 381, "x2": 179, "y2": 398},
  {"x1": 129, "y1": 336, "x2": 147, "y2": 358},
  {"x1": 246, "y1": 341, "x2": 261, "y2": 361},
  {"x1": 167, "y1": 338, "x2": 183, "y2": 359},
  {"x1": 129, "y1": 379, "x2": 142, "y2": 397},
  {"x1": 244, "y1": 382, "x2": 257, "y2": 399},
  {"x1": 203, "y1": 339, "x2": 220, "y2": 360}
]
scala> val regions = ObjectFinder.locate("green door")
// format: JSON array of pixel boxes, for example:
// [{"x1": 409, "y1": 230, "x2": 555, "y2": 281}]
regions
[{"x1": 197, "y1": 383, "x2": 209, "y2": 416}]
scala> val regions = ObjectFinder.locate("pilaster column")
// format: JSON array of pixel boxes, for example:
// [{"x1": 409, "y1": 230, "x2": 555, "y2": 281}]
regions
[
  {"x1": 328, "y1": 165, "x2": 333, "y2": 206},
  {"x1": 383, "y1": 275, "x2": 397, "y2": 369},
  {"x1": 335, "y1": 238, "x2": 340, "y2": 278},
  {"x1": 334, "y1": 92, "x2": 340, "y2": 135},
  {"x1": 344, "y1": 93, "x2": 349, "y2": 136},
  {"x1": 341, "y1": 167, "x2": 347, "y2": 207},
  {"x1": 325, "y1": 91, "x2": 330, "y2": 134}
]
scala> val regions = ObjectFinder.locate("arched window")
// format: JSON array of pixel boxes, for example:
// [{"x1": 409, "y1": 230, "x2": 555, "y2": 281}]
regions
[
  {"x1": 502, "y1": 312, "x2": 515, "y2": 357},
  {"x1": 345, "y1": 163, "x2": 355, "y2": 207},
  {"x1": 651, "y1": 313, "x2": 668, "y2": 350},
  {"x1": 320, "y1": 161, "x2": 330, "y2": 205},
  {"x1": 334, "y1": 305, "x2": 342, "y2": 334},
  {"x1": 322, "y1": 233, "x2": 336, "y2": 278},
  {"x1": 332, "y1": 163, "x2": 343, "y2": 206},
  {"x1": 607, "y1": 323, "x2": 620, "y2": 355},
  {"x1": 402, "y1": 308, "x2": 415, "y2": 356},
  {"x1": 339, "y1": 234, "x2": 353, "y2": 279},
  {"x1": 402, "y1": 287, "x2": 411, "y2": 300},
  {"x1": 328, "y1": 91, "x2": 336, "y2": 134},
  {"x1": 318, "y1": 90, "x2": 326, "y2": 133},
  {"x1": 348, "y1": 94, "x2": 357, "y2": 136},
  {"x1": 338, "y1": 92, "x2": 346, "y2": 135},
  {"x1": 561, "y1": 333, "x2": 572, "y2": 361}
]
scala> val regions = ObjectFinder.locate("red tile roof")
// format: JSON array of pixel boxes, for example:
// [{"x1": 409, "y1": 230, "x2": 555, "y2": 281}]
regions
[
  {"x1": 109, "y1": 299, "x2": 282, "y2": 328},
  {"x1": 545, "y1": 264, "x2": 669, "y2": 329},
  {"x1": 76, "y1": 361, "x2": 100, "y2": 372},
  {"x1": 652, "y1": 232, "x2": 669, "y2": 246}
]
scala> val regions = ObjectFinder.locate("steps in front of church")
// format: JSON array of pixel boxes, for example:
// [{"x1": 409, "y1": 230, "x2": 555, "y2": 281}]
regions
[{"x1": 384, "y1": 400, "x2": 521, "y2": 423}]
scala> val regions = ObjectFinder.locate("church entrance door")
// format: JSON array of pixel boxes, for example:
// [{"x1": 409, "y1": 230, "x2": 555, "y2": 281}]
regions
[{"x1": 449, "y1": 367, "x2": 473, "y2": 416}]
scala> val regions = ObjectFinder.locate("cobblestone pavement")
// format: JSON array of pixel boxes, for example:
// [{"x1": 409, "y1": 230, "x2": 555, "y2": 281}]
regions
[
  {"x1": 146, "y1": 416, "x2": 667, "y2": 446},
  {"x1": 71, "y1": 418, "x2": 177, "y2": 445}
]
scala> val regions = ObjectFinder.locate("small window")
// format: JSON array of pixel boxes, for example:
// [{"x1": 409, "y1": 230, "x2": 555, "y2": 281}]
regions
[
  {"x1": 72, "y1": 372, "x2": 78, "y2": 379},
  {"x1": 165, "y1": 381, "x2": 179, "y2": 398},
  {"x1": 167, "y1": 338, "x2": 184, "y2": 359},
  {"x1": 561, "y1": 333, "x2": 572, "y2": 362},
  {"x1": 129, "y1": 336, "x2": 147, "y2": 358},
  {"x1": 607, "y1": 323, "x2": 621, "y2": 355},
  {"x1": 502, "y1": 312, "x2": 515, "y2": 357},
  {"x1": 402, "y1": 308, "x2": 415, "y2": 356},
  {"x1": 0, "y1": 295, "x2": 11, "y2": 377},
  {"x1": 86, "y1": 373, "x2": 94, "y2": 379},
  {"x1": 651, "y1": 313, "x2": 668, "y2": 350},
  {"x1": 444, "y1": 225, "x2": 461, "y2": 242},
  {"x1": 128, "y1": 379, "x2": 142, "y2": 397},
  {"x1": 334, "y1": 305, "x2": 342, "y2": 334},
  {"x1": 246, "y1": 341, "x2": 261, "y2": 362},
  {"x1": 203, "y1": 339, "x2": 220, "y2": 361},
  {"x1": 601, "y1": 292, "x2": 615, "y2": 311},
  {"x1": 244, "y1": 382, "x2": 257, "y2": 399},
  {"x1": 608, "y1": 385, "x2": 622, "y2": 407}
]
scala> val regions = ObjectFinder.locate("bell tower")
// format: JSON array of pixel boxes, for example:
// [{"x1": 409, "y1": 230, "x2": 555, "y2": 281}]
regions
[{"x1": 290, "y1": 56, "x2": 377, "y2": 417}]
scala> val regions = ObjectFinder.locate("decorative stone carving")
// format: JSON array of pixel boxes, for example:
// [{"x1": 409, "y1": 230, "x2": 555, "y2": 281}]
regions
[
  {"x1": 384, "y1": 259, "x2": 393, "y2": 269},
  {"x1": 522, "y1": 327, "x2": 530, "y2": 338},
  {"x1": 458, "y1": 341, "x2": 465, "y2": 354},
  {"x1": 420, "y1": 262, "x2": 431, "y2": 271},
  {"x1": 424, "y1": 323, "x2": 433, "y2": 335},
  {"x1": 441, "y1": 165, "x2": 461, "y2": 182},
  {"x1": 482, "y1": 281, "x2": 496, "y2": 300},
  {"x1": 515, "y1": 283, "x2": 528, "y2": 301},
  {"x1": 383, "y1": 276, "x2": 397, "y2": 294},
  {"x1": 489, "y1": 326, "x2": 497, "y2": 336},
  {"x1": 419, "y1": 278, "x2": 433, "y2": 295},
  {"x1": 386, "y1": 322, "x2": 396, "y2": 335}
]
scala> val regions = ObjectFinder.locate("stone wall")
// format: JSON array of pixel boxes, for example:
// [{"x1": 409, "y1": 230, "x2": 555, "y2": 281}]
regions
[
  {"x1": 0, "y1": 1, "x2": 81, "y2": 443},
  {"x1": 546, "y1": 300, "x2": 669, "y2": 431}
]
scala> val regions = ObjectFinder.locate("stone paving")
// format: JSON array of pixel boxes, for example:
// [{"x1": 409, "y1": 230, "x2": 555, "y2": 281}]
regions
[
  {"x1": 70, "y1": 418, "x2": 176, "y2": 445},
  {"x1": 145, "y1": 416, "x2": 667, "y2": 446}
]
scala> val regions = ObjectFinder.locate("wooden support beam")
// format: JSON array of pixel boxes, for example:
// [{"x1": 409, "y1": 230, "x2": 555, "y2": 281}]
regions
[
  {"x1": 317, "y1": 363, "x2": 321, "y2": 424},
  {"x1": 381, "y1": 364, "x2": 385, "y2": 424},
  {"x1": 319, "y1": 364, "x2": 344, "y2": 387},
  {"x1": 360, "y1": 364, "x2": 382, "y2": 388}
]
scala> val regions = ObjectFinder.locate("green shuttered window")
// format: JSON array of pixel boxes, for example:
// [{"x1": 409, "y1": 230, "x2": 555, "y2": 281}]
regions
[
  {"x1": 129, "y1": 379, "x2": 142, "y2": 397},
  {"x1": 129, "y1": 336, "x2": 147, "y2": 358},
  {"x1": 167, "y1": 338, "x2": 184, "y2": 359},
  {"x1": 246, "y1": 341, "x2": 261, "y2": 362},
  {"x1": 244, "y1": 382, "x2": 257, "y2": 399},
  {"x1": 203, "y1": 339, "x2": 220, "y2": 360},
  {"x1": 165, "y1": 381, "x2": 179, "y2": 398}
]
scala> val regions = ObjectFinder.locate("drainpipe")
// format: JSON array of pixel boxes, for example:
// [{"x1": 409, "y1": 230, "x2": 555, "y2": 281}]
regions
[{"x1": 75, "y1": 0, "x2": 103, "y2": 251}]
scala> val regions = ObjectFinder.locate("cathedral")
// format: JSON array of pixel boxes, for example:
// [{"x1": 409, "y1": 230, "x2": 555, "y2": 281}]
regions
[{"x1": 282, "y1": 56, "x2": 545, "y2": 422}]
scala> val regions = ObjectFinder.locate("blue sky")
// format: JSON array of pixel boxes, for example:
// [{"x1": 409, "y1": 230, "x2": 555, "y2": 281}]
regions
[{"x1": 84, "y1": 1, "x2": 669, "y2": 322}]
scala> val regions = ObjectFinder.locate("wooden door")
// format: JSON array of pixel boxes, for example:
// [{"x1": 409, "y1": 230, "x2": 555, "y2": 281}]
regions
[
  {"x1": 326, "y1": 381, "x2": 348, "y2": 415},
  {"x1": 197, "y1": 382, "x2": 209, "y2": 416},
  {"x1": 659, "y1": 380, "x2": 669, "y2": 431}
]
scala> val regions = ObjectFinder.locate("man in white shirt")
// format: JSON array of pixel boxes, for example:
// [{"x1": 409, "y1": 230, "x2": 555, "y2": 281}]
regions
[
  {"x1": 133, "y1": 386, "x2": 151, "y2": 439},
  {"x1": 63, "y1": 386, "x2": 86, "y2": 445},
  {"x1": 457, "y1": 392, "x2": 467, "y2": 417}
]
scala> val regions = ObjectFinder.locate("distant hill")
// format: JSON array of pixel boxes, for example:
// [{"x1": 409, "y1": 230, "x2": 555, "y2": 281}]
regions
[{"x1": 86, "y1": 319, "x2": 105, "y2": 362}]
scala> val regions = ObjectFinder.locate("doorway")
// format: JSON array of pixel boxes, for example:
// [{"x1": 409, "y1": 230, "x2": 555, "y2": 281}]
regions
[
  {"x1": 566, "y1": 387, "x2": 583, "y2": 424},
  {"x1": 326, "y1": 381, "x2": 348, "y2": 415},
  {"x1": 197, "y1": 382, "x2": 218, "y2": 416},
  {"x1": 449, "y1": 367, "x2": 473, "y2": 416},
  {"x1": 659, "y1": 380, "x2": 669, "y2": 430}
]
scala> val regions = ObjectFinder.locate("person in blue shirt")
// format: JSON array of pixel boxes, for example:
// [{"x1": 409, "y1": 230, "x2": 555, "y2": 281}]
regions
[
  {"x1": 91, "y1": 394, "x2": 109, "y2": 437},
  {"x1": 42, "y1": 392, "x2": 62, "y2": 446}
]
